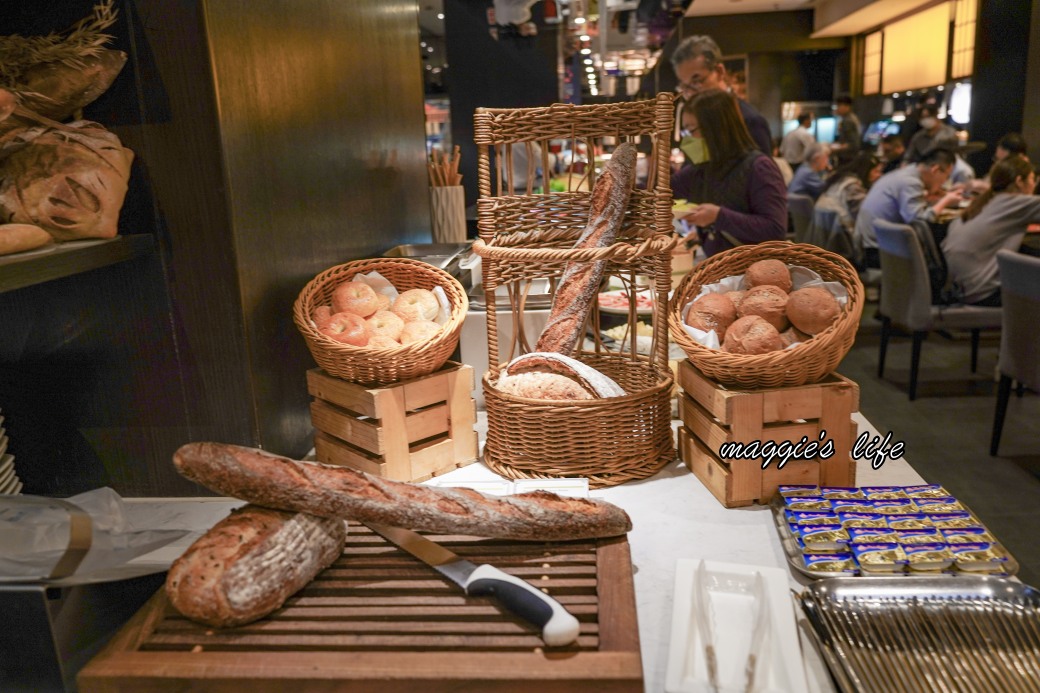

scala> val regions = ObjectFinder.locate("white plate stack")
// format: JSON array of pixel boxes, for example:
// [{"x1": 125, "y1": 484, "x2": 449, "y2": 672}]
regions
[{"x1": 0, "y1": 411, "x2": 23, "y2": 495}]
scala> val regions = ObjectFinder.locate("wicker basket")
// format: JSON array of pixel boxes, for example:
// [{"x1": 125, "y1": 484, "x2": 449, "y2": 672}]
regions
[
  {"x1": 293, "y1": 258, "x2": 468, "y2": 385},
  {"x1": 473, "y1": 93, "x2": 678, "y2": 487},
  {"x1": 668, "y1": 241, "x2": 864, "y2": 389}
]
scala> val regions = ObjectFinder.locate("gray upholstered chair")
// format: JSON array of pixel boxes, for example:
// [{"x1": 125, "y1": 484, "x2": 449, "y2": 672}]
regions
[
  {"x1": 788, "y1": 193, "x2": 814, "y2": 244},
  {"x1": 874, "y1": 219, "x2": 1003, "y2": 400},
  {"x1": 990, "y1": 250, "x2": 1040, "y2": 455},
  {"x1": 811, "y1": 205, "x2": 859, "y2": 262}
]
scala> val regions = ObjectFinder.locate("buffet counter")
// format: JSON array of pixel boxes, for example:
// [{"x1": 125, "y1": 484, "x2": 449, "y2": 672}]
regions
[{"x1": 116, "y1": 411, "x2": 922, "y2": 693}]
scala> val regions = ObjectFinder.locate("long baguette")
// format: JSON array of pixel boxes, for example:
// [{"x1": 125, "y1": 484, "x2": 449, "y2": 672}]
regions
[
  {"x1": 165, "y1": 504, "x2": 347, "y2": 627},
  {"x1": 535, "y1": 142, "x2": 637, "y2": 355},
  {"x1": 174, "y1": 442, "x2": 633, "y2": 541}
]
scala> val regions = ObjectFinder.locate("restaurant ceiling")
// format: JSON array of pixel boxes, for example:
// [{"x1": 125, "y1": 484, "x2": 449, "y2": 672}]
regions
[
  {"x1": 685, "y1": 0, "x2": 815, "y2": 17},
  {"x1": 810, "y1": 0, "x2": 936, "y2": 38}
]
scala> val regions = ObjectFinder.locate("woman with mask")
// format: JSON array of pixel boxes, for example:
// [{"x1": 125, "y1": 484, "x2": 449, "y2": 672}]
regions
[
  {"x1": 671, "y1": 89, "x2": 787, "y2": 256},
  {"x1": 942, "y1": 155, "x2": 1040, "y2": 306}
]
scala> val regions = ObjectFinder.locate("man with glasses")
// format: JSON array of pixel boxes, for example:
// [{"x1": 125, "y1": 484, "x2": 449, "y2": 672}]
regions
[{"x1": 670, "y1": 35, "x2": 773, "y2": 155}]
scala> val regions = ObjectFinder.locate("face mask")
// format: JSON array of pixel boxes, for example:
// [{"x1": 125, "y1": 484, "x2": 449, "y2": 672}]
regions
[
  {"x1": 680, "y1": 136, "x2": 710, "y2": 165},
  {"x1": 920, "y1": 117, "x2": 937, "y2": 130}
]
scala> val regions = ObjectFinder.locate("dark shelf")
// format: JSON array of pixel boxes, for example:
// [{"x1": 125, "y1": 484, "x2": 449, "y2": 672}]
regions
[{"x1": 0, "y1": 235, "x2": 156, "y2": 294}]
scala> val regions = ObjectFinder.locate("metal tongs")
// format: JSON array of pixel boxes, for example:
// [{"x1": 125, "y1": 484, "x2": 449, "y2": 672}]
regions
[
  {"x1": 744, "y1": 571, "x2": 770, "y2": 693},
  {"x1": 694, "y1": 561, "x2": 720, "y2": 692}
]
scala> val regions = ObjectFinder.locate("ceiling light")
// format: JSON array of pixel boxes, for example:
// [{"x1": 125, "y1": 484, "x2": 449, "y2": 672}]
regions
[
  {"x1": 427, "y1": 47, "x2": 434, "y2": 52},
  {"x1": 937, "y1": 85, "x2": 944, "y2": 91},
  {"x1": 584, "y1": 58, "x2": 593, "y2": 65},
  {"x1": 425, "y1": 65, "x2": 432, "y2": 70},
  {"x1": 905, "y1": 91, "x2": 911, "y2": 96},
  {"x1": 585, "y1": 66, "x2": 594, "y2": 72},
  {"x1": 892, "y1": 93, "x2": 899, "y2": 98},
  {"x1": 580, "y1": 48, "x2": 591, "y2": 55},
  {"x1": 574, "y1": 17, "x2": 586, "y2": 24},
  {"x1": 437, "y1": 13, "x2": 444, "y2": 19},
  {"x1": 579, "y1": 34, "x2": 590, "y2": 41},
  {"x1": 421, "y1": 41, "x2": 426, "y2": 47}
]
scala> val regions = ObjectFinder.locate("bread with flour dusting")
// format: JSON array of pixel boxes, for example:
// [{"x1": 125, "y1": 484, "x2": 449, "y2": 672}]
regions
[
  {"x1": 497, "y1": 352, "x2": 626, "y2": 400},
  {"x1": 165, "y1": 504, "x2": 346, "y2": 627}
]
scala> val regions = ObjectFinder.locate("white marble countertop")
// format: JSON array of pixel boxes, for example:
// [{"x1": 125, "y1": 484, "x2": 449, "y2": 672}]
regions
[{"x1": 118, "y1": 411, "x2": 922, "y2": 693}]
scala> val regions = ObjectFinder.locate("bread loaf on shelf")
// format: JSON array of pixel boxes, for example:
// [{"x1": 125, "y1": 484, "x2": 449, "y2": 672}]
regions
[
  {"x1": 535, "y1": 142, "x2": 637, "y2": 355},
  {"x1": 174, "y1": 442, "x2": 633, "y2": 541},
  {"x1": 165, "y1": 504, "x2": 347, "y2": 627}
]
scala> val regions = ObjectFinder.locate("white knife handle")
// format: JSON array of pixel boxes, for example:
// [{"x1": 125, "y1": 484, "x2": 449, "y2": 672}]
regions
[{"x1": 464, "y1": 564, "x2": 580, "y2": 647}]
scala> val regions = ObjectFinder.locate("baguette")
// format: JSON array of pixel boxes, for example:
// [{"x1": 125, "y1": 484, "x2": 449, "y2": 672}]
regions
[
  {"x1": 535, "y1": 142, "x2": 637, "y2": 355},
  {"x1": 174, "y1": 443, "x2": 633, "y2": 541},
  {"x1": 166, "y1": 504, "x2": 347, "y2": 628},
  {"x1": 0, "y1": 223, "x2": 53, "y2": 256}
]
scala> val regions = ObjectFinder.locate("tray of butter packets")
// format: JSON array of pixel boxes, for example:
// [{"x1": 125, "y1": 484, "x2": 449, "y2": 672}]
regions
[{"x1": 770, "y1": 484, "x2": 1019, "y2": 579}]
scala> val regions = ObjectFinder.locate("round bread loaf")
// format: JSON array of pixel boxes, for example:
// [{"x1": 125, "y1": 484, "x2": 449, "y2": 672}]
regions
[
  {"x1": 496, "y1": 352, "x2": 626, "y2": 400},
  {"x1": 779, "y1": 326, "x2": 812, "y2": 348},
  {"x1": 685, "y1": 292, "x2": 737, "y2": 340},
  {"x1": 738, "y1": 285, "x2": 790, "y2": 331},
  {"x1": 744, "y1": 259, "x2": 792, "y2": 293},
  {"x1": 724, "y1": 290, "x2": 746, "y2": 312},
  {"x1": 723, "y1": 315, "x2": 784, "y2": 354},
  {"x1": 787, "y1": 286, "x2": 841, "y2": 335}
]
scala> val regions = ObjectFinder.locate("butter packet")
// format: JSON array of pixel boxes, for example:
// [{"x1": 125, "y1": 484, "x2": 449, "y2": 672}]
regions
[
  {"x1": 913, "y1": 497, "x2": 964, "y2": 513},
  {"x1": 830, "y1": 500, "x2": 876, "y2": 514},
  {"x1": 941, "y1": 527, "x2": 994, "y2": 544},
  {"x1": 852, "y1": 542, "x2": 908, "y2": 573},
  {"x1": 928, "y1": 512, "x2": 978, "y2": 529},
  {"x1": 904, "y1": 542, "x2": 955, "y2": 571},
  {"x1": 821, "y1": 486, "x2": 865, "y2": 500},
  {"x1": 785, "y1": 497, "x2": 833, "y2": 511},
  {"x1": 951, "y1": 542, "x2": 1009, "y2": 572},
  {"x1": 847, "y1": 526, "x2": 900, "y2": 544},
  {"x1": 862, "y1": 486, "x2": 909, "y2": 500},
  {"x1": 803, "y1": 552, "x2": 858, "y2": 576},
  {"x1": 796, "y1": 537, "x2": 848, "y2": 555},
  {"x1": 896, "y1": 529, "x2": 945, "y2": 544},
  {"x1": 779, "y1": 485, "x2": 820, "y2": 498},
  {"x1": 839, "y1": 512, "x2": 889, "y2": 529},
  {"x1": 798, "y1": 524, "x2": 850, "y2": 551},
  {"x1": 870, "y1": 500, "x2": 919, "y2": 514},
  {"x1": 885, "y1": 514, "x2": 935, "y2": 530},
  {"x1": 786, "y1": 510, "x2": 841, "y2": 528},
  {"x1": 904, "y1": 484, "x2": 950, "y2": 499}
]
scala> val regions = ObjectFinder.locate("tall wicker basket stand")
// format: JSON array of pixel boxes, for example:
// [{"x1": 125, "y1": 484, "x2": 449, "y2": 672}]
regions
[{"x1": 473, "y1": 93, "x2": 678, "y2": 488}]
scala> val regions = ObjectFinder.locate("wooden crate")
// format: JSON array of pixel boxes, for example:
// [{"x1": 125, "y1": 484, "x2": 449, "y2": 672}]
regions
[
  {"x1": 677, "y1": 360, "x2": 859, "y2": 508},
  {"x1": 307, "y1": 361, "x2": 478, "y2": 482},
  {"x1": 78, "y1": 524, "x2": 643, "y2": 692}
]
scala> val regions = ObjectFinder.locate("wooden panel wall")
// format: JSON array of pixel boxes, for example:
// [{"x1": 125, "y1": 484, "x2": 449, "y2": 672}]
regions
[{"x1": 0, "y1": 0, "x2": 431, "y2": 496}]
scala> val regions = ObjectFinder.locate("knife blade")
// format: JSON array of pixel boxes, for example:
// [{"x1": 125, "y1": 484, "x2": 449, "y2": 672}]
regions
[{"x1": 365, "y1": 522, "x2": 580, "y2": 647}]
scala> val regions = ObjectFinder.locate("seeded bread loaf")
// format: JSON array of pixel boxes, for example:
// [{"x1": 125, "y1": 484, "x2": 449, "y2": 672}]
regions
[
  {"x1": 535, "y1": 142, "x2": 637, "y2": 355},
  {"x1": 165, "y1": 504, "x2": 347, "y2": 627},
  {"x1": 174, "y1": 443, "x2": 633, "y2": 541}
]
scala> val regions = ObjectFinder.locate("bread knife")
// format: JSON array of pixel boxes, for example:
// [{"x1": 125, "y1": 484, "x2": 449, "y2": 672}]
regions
[{"x1": 365, "y1": 522, "x2": 580, "y2": 646}]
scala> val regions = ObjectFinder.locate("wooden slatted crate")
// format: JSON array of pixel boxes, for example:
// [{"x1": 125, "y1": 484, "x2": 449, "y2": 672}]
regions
[
  {"x1": 307, "y1": 361, "x2": 478, "y2": 482},
  {"x1": 677, "y1": 360, "x2": 859, "y2": 508},
  {"x1": 78, "y1": 524, "x2": 643, "y2": 692}
]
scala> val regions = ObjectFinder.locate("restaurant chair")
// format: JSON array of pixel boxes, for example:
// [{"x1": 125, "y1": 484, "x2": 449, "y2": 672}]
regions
[
  {"x1": 787, "y1": 193, "x2": 814, "y2": 243},
  {"x1": 990, "y1": 250, "x2": 1040, "y2": 455},
  {"x1": 874, "y1": 220, "x2": 1002, "y2": 400}
]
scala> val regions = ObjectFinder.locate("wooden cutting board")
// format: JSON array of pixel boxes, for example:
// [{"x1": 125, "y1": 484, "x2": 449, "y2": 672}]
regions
[{"x1": 78, "y1": 523, "x2": 642, "y2": 692}]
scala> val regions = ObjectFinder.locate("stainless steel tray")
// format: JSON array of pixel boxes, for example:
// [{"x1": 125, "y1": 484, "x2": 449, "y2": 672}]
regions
[
  {"x1": 769, "y1": 494, "x2": 1020, "y2": 579},
  {"x1": 798, "y1": 576, "x2": 1040, "y2": 692}
]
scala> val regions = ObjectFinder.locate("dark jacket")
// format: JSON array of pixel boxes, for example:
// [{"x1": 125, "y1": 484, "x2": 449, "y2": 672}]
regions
[{"x1": 738, "y1": 99, "x2": 774, "y2": 156}]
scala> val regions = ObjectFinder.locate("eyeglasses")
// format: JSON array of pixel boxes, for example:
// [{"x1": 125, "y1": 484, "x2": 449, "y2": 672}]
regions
[
  {"x1": 680, "y1": 126, "x2": 701, "y2": 137},
  {"x1": 674, "y1": 75, "x2": 707, "y2": 94}
]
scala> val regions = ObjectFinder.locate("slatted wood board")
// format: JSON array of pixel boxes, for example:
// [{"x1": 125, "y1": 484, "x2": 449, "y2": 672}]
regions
[{"x1": 78, "y1": 523, "x2": 642, "y2": 692}]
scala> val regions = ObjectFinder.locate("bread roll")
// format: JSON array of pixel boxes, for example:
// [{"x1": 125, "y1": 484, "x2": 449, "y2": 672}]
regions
[
  {"x1": 174, "y1": 443, "x2": 633, "y2": 541},
  {"x1": 166, "y1": 505, "x2": 346, "y2": 628},
  {"x1": 780, "y1": 326, "x2": 812, "y2": 348},
  {"x1": 787, "y1": 286, "x2": 841, "y2": 335},
  {"x1": 725, "y1": 290, "x2": 746, "y2": 312},
  {"x1": 738, "y1": 285, "x2": 790, "y2": 332},
  {"x1": 535, "y1": 143, "x2": 637, "y2": 355},
  {"x1": 0, "y1": 223, "x2": 52, "y2": 256},
  {"x1": 496, "y1": 352, "x2": 626, "y2": 400},
  {"x1": 723, "y1": 315, "x2": 784, "y2": 354},
  {"x1": 744, "y1": 259, "x2": 792, "y2": 293},
  {"x1": 685, "y1": 292, "x2": 737, "y2": 340}
]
